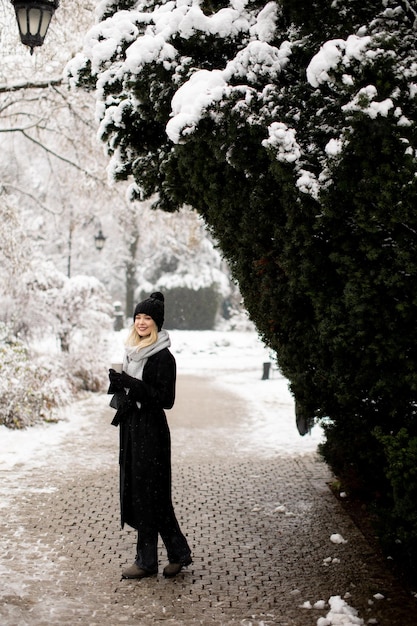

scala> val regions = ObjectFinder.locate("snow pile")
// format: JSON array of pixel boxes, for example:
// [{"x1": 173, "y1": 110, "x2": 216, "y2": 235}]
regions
[
  {"x1": 306, "y1": 35, "x2": 372, "y2": 88},
  {"x1": 342, "y1": 85, "x2": 394, "y2": 119},
  {"x1": 175, "y1": 4, "x2": 249, "y2": 39},
  {"x1": 299, "y1": 593, "x2": 367, "y2": 625},
  {"x1": 124, "y1": 32, "x2": 177, "y2": 74},
  {"x1": 167, "y1": 69, "x2": 227, "y2": 142},
  {"x1": 224, "y1": 39, "x2": 291, "y2": 83},
  {"x1": 296, "y1": 169, "x2": 320, "y2": 200},
  {"x1": 249, "y1": 1, "x2": 278, "y2": 42},
  {"x1": 317, "y1": 595, "x2": 364, "y2": 626},
  {"x1": 306, "y1": 34, "x2": 399, "y2": 124},
  {"x1": 86, "y1": 10, "x2": 143, "y2": 74},
  {"x1": 167, "y1": 39, "x2": 291, "y2": 142},
  {"x1": 262, "y1": 121, "x2": 301, "y2": 163},
  {"x1": 325, "y1": 138, "x2": 344, "y2": 157}
]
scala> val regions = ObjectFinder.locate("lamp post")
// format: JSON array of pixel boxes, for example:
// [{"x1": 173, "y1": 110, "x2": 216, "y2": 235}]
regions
[
  {"x1": 11, "y1": 0, "x2": 59, "y2": 54},
  {"x1": 67, "y1": 220, "x2": 106, "y2": 278},
  {"x1": 94, "y1": 228, "x2": 106, "y2": 252}
]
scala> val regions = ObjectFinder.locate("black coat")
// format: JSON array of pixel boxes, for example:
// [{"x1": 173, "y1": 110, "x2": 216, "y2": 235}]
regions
[{"x1": 115, "y1": 348, "x2": 176, "y2": 531}]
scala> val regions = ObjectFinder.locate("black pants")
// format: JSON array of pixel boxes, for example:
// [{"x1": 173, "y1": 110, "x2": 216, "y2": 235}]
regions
[{"x1": 135, "y1": 504, "x2": 191, "y2": 573}]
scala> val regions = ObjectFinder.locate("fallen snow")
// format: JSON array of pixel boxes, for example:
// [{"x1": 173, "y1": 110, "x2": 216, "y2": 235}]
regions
[
  {"x1": 117, "y1": 328, "x2": 325, "y2": 454},
  {"x1": 317, "y1": 595, "x2": 364, "y2": 626},
  {"x1": 306, "y1": 35, "x2": 372, "y2": 88},
  {"x1": 1, "y1": 329, "x2": 323, "y2": 474},
  {"x1": 0, "y1": 329, "x2": 383, "y2": 625}
]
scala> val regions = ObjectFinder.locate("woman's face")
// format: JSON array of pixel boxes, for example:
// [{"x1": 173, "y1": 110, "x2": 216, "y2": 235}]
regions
[{"x1": 134, "y1": 313, "x2": 156, "y2": 337}]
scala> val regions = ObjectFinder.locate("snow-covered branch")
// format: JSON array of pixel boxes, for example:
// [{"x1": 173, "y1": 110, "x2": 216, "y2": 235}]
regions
[
  {"x1": 398, "y1": 0, "x2": 417, "y2": 28},
  {"x1": 0, "y1": 183, "x2": 61, "y2": 215},
  {"x1": 0, "y1": 78, "x2": 62, "y2": 94},
  {"x1": 14, "y1": 129, "x2": 105, "y2": 183}
]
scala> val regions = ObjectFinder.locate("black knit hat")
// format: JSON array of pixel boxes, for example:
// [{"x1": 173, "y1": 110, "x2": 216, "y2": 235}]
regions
[{"x1": 133, "y1": 292, "x2": 165, "y2": 331}]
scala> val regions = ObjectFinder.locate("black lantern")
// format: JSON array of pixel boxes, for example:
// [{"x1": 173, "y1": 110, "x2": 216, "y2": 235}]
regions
[
  {"x1": 11, "y1": 0, "x2": 59, "y2": 54},
  {"x1": 94, "y1": 229, "x2": 106, "y2": 251}
]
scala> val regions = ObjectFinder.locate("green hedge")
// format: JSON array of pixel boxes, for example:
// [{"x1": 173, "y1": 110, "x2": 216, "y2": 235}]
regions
[
  {"x1": 139, "y1": 286, "x2": 220, "y2": 330},
  {"x1": 373, "y1": 428, "x2": 417, "y2": 583}
]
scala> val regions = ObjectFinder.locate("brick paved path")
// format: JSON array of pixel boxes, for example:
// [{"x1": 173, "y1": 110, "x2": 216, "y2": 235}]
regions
[{"x1": 1, "y1": 376, "x2": 416, "y2": 625}]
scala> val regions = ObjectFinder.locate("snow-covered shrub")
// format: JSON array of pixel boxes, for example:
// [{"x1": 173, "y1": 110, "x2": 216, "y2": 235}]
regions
[
  {"x1": 63, "y1": 347, "x2": 109, "y2": 393},
  {"x1": 19, "y1": 267, "x2": 113, "y2": 385},
  {"x1": 0, "y1": 324, "x2": 71, "y2": 429},
  {"x1": 54, "y1": 275, "x2": 114, "y2": 352},
  {"x1": 129, "y1": 206, "x2": 239, "y2": 326}
]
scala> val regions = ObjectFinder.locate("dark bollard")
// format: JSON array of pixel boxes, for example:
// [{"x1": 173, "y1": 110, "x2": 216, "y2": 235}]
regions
[{"x1": 262, "y1": 362, "x2": 271, "y2": 380}]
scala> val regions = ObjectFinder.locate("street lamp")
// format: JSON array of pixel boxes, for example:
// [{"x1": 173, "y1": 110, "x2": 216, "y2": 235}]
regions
[
  {"x1": 94, "y1": 228, "x2": 106, "y2": 251},
  {"x1": 11, "y1": 0, "x2": 59, "y2": 54}
]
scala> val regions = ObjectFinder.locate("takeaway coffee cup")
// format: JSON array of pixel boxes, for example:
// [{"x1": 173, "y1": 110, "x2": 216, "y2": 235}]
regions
[{"x1": 110, "y1": 362, "x2": 123, "y2": 373}]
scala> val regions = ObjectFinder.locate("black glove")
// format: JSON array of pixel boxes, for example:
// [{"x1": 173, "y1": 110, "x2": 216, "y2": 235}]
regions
[
  {"x1": 108, "y1": 368, "x2": 123, "y2": 392},
  {"x1": 119, "y1": 371, "x2": 146, "y2": 401},
  {"x1": 118, "y1": 371, "x2": 137, "y2": 388}
]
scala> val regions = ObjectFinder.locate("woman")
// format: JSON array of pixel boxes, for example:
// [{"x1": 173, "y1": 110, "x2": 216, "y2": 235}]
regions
[{"x1": 108, "y1": 292, "x2": 192, "y2": 579}]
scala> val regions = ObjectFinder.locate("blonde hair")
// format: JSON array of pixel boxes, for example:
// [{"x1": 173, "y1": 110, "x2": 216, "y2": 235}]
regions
[{"x1": 126, "y1": 323, "x2": 158, "y2": 350}]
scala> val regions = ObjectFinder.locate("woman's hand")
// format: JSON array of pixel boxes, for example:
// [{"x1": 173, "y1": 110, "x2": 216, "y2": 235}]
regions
[
  {"x1": 119, "y1": 371, "x2": 138, "y2": 388},
  {"x1": 109, "y1": 368, "x2": 124, "y2": 391},
  {"x1": 109, "y1": 370, "x2": 146, "y2": 401}
]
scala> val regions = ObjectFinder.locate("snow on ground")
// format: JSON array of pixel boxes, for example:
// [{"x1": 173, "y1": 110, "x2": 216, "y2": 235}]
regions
[
  {"x1": 0, "y1": 392, "x2": 109, "y2": 474},
  {"x1": 113, "y1": 328, "x2": 325, "y2": 455},
  {"x1": 0, "y1": 329, "x2": 381, "y2": 625},
  {"x1": 0, "y1": 328, "x2": 324, "y2": 476},
  {"x1": 0, "y1": 329, "x2": 322, "y2": 473}
]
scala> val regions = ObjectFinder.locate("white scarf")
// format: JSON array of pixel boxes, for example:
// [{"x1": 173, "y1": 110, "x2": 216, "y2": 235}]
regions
[{"x1": 123, "y1": 329, "x2": 171, "y2": 382}]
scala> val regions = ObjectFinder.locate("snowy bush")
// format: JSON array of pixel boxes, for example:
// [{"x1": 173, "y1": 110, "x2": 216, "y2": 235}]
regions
[
  {"x1": 0, "y1": 197, "x2": 114, "y2": 427},
  {"x1": 54, "y1": 275, "x2": 114, "y2": 353},
  {"x1": 0, "y1": 320, "x2": 111, "y2": 429},
  {"x1": 0, "y1": 324, "x2": 72, "y2": 429},
  {"x1": 62, "y1": 343, "x2": 110, "y2": 393}
]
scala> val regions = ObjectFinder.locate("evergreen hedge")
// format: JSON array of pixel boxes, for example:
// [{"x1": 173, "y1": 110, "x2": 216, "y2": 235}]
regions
[
  {"x1": 164, "y1": 286, "x2": 220, "y2": 330},
  {"x1": 138, "y1": 286, "x2": 220, "y2": 330}
]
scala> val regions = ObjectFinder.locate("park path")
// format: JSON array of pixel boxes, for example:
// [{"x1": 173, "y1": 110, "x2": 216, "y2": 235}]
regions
[{"x1": 0, "y1": 375, "x2": 416, "y2": 625}]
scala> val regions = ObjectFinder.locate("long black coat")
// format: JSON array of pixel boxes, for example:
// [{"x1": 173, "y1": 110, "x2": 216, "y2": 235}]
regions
[{"x1": 117, "y1": 348, "x2": 176, "y2": 531}]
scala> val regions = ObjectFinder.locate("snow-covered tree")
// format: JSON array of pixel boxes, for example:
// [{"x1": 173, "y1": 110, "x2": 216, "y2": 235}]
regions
[
  {"x1": 1, "y1": 0, "x2": 238, "y2": 318},
  {"x1": 1, "y1": 0, "x2": 127, "y2": 302},
  {"x1": 0, "y1": 0, "x2": 241, "y2": 432},
  {"x1": 129, "y1": 205, "x2": 235, "y2": 327},
  {"x1": 67, "y1": 0, "x2": 417, "y2": 579},
  {"x1": 0, "y1": 196, "x2": 113, "y2": 426}
]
